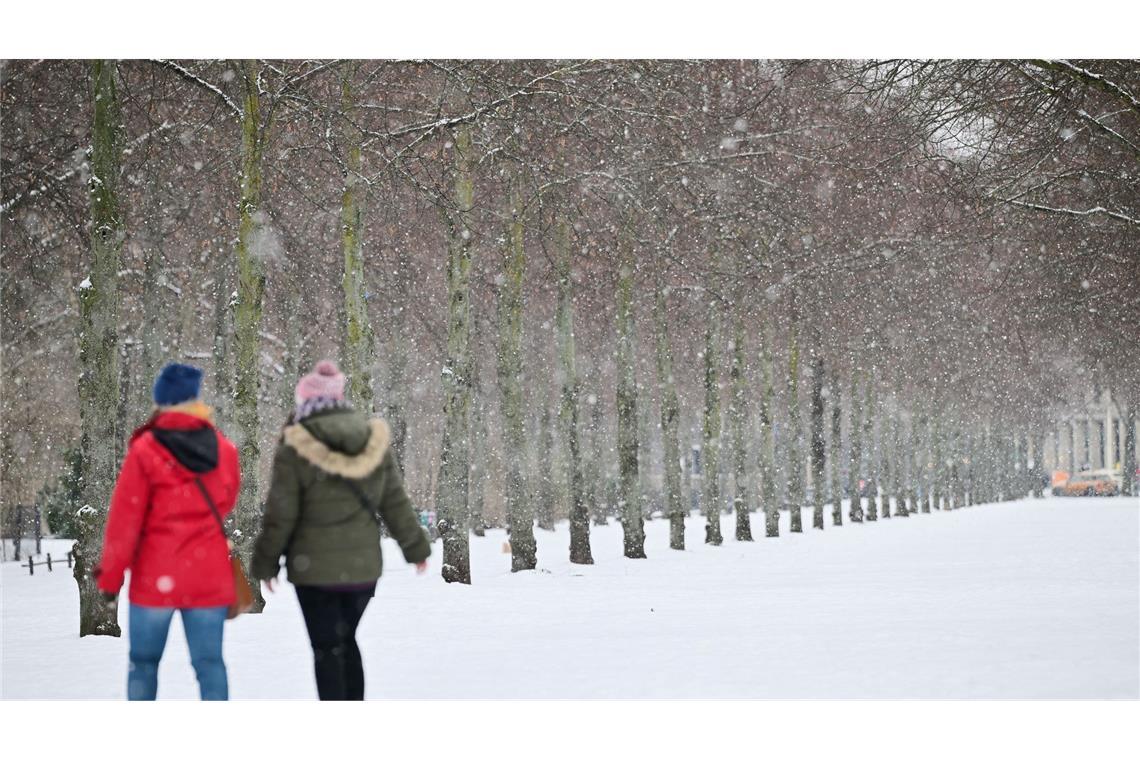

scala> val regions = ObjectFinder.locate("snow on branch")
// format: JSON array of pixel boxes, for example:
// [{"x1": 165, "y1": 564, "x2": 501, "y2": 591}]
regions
[
  {"x1": 1032, "y1": 60, "x2": 1140, "y2": 117},
  {"x1": 1074, "y1": 109, "x2": 1140, "y2": 159},
  {"x1": 367, "y1": 63, "x2": 589, "y2": 178},
  {"x1": 1, "y1": 121, "x2": 176, "y2": 215},
  {"x1": 999, "y1": 197, "x2": 1140, "y2": 227},
  {"x1": 151, "y1": 60, "x2": 242, "y2": 119}
]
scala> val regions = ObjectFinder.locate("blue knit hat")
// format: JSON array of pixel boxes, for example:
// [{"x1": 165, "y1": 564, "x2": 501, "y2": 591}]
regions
[{"x1": 153, "y1": 363, "x2": 203, "y2": 406}]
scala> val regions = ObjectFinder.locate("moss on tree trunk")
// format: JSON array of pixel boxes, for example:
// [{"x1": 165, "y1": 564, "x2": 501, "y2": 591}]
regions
[
  {"x1": 74, "y1": 59, "x2": 124, "y2": 638},
  {"x1": 498, "y1": 170, "x2": 535, "y2": 571},
  {"x1": 231, "y1": 60, "x2": 269, "y2": 610},
  {"x1": 340, "y1": 63, "x2": 375, "y2": 412}
]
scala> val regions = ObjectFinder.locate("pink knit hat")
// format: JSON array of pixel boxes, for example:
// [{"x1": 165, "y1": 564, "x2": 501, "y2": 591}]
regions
[{"x1": 294, "y1": 360, "x2": 346, "y2": 404}]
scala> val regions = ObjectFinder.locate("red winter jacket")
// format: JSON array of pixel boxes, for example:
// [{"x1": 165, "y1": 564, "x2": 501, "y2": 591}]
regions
[{"x1": 96, "y1": 409, "x2": 240, "y2": 608}]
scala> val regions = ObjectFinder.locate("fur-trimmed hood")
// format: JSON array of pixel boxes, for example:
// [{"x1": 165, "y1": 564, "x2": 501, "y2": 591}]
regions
[{"x1": 283, "y1": 417, "x2": 391, "y2": 479}]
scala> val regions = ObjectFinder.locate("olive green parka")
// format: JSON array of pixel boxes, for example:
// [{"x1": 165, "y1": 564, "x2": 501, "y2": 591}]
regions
[{"x1": 251, "y1": 407, "x2": 431, "y2": 586}]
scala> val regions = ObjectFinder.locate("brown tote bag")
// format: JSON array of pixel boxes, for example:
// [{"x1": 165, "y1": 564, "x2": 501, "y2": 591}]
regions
[{"x1": 194, "y1": 478, "x2": 255, "y2": 619}]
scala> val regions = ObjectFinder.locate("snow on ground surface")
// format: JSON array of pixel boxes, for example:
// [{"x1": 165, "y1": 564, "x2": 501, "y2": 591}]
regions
[{"x1": 2, "y1": 496, "x2": 1137, "y2": 699}]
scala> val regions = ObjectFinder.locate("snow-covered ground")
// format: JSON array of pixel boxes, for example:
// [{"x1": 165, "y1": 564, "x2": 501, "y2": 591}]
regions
[{"x1": 2, "y1": 496, "x2": 1137, "y2": 699}]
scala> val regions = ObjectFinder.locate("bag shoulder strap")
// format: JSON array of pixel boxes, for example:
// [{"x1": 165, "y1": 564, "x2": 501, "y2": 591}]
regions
[
  {"x1": 193, "y1": 477, "x2": 230, "y2": 542},
  {"x1": 335, "y1": 475, "x2": 380, "y2": 524}
]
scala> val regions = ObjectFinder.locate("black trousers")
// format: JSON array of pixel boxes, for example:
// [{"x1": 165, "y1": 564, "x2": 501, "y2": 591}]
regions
[{"x1": 294, "y1": 585, "x2": 375, "y2": 700}]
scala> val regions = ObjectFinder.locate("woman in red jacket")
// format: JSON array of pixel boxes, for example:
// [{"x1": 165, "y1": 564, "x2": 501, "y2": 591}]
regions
[{"x1": 95, "y1": 363, "x2": 240, "y2": 700}]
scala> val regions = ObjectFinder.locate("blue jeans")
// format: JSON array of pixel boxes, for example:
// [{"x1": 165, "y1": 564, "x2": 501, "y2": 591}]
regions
[{"x1": 128, "y1": 604, "x2": 228, "y2": 700}]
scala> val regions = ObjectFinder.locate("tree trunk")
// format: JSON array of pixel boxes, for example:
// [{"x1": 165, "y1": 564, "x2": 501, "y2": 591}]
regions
[
  {"x1": 880, "y1": 397, "x2": 892, "y2": 519},
  {"x1": 435, "y1": 124, "x2": 476, "y2": 584},
  {"x1": 1030, "y1": 429, "x2": 1045, "y2": 498},
  {"x1": 848, "y1": 372, "x2": 864, "y2": 523},
  {"x1": 1124, "y1": 404, "x2": 1136, "y2": 497},
  {"x1": 829, "y1": 372, "x2": 843, "y2": 526},
  {"x1": 116, "y1": 344, "x2": 132, "y2": 465},
  {"x1": 137, "y1": 184, "x2": 166, "y2": 420},
  {"x1": 919, "y1": 413, "x2": 931, "y2": 513},
  {"x1": 702, "y1": 285, "x2": 724, "y2": 545},
  {"x1": 340, "y1": 63, "x2": 375, "y2": 412},
  {"x1": 211, "y1": 238, "x2": 234, "y2": 425},
  {"x1": 555, "y1": 216, "x2": 592, "y2": 564},
  {"x1": 863, "y1": 380, "x2": 877, "y2": 521},
  {"x1": 498, "y1": 170, "x2": 536, "y2": 571},
  {"x1": 729, "y1": 315, "x2": 753, "y2": 541},
  {"x1": 809, "y1": 353, "x2": 826, "y2": 530},
  {"x1": 931, "y1": 415, "x2": 943, "y2": 510},
  {"x1": 637, "y1": 378, "x2": 655, "y2": 522},
  {"x1": 536, "y1": 399, "x2": 556, "y2": 531},
  {"x1": 758, "y1": 332, "x2": 779, "y2": 537},
  {"x1": 74, "y1": 60, "x2": 124, "y2": 637},
  {"x1": 587, "y1": 396, "x2": 608, "y2": 526},
  {"x1": 908, "y1": 410, "x2": 921, "y2": 513},
  {"x1": 785, "y1": 325, "x2": 804, "y2": 532},
  {"x1": 654, "y1": 283, "x2": 685, "y2": 550},
  {"x1": 892, "y1": 412, "x2": 909, "y2": 517},
  {"x1": 385, "y1": 298, "x2": 410, "y2": 468},
  {"x1": 230, "y1": 60, "x2": 269, "y2": 611},
  {"x1": 615, "y1": 234, "x2": 646, "y2": 558},
  {"x1": 469, "y1": 380, "x2": 487, "y2": 537}
]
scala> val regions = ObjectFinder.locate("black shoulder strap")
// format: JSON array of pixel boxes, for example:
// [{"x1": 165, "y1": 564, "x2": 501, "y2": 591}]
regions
[
  {"x1": 337, "y1": 475, "x2": 380, "y2": 524},
  {"x1": 194, "y1": 477, "x2": 230, "y2": 541}
]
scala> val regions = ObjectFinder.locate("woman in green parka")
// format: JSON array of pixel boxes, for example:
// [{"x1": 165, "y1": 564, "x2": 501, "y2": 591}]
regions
[{"x1": 252, "y1": 359, "x2": 431, "y2": 700}]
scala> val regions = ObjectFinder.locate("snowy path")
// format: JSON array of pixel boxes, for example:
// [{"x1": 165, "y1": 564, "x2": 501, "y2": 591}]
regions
[{"x1": 2, "y1": 496, "x2": 1137, "y2": 699}]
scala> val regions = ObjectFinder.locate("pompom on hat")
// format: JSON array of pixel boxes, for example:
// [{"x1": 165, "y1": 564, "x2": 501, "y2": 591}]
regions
[
  {"x1": 153, "y1": 363, "x2": 203, "y2": 406},
  {"x1": 295, "y1": 360, "x2": 346, "y2": 404}
]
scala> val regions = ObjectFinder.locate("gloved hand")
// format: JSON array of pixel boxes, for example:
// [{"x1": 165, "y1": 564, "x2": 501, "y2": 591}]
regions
[{"x1": 100, "y1": 591, "x2": 118, "y2": 607}]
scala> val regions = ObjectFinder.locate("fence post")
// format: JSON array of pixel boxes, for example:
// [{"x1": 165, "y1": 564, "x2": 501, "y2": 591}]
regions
[
  {"x1": 35, "y1": 505, "x2": 42, "y2": 555},
  {"x1": 46, "y1": 553, "x2": 53, "y2": 572},
  {"x1": 67, "y1": 550, "x2": 73, "y2": 569},
  {"x1": 28, "y1": 555, "x2": 34, "y2": 576}
]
